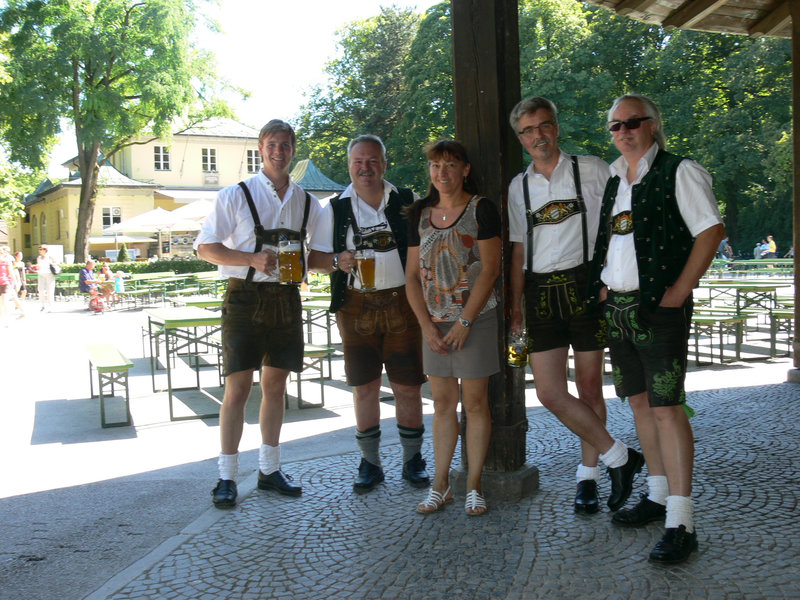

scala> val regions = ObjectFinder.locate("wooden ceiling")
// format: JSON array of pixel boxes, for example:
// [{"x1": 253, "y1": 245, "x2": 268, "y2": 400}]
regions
[{"x1": 582, "y1": 0, "x2": 791, "y2": 38}]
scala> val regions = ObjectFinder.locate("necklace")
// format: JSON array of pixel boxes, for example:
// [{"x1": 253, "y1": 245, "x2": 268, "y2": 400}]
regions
[{"x1": 274, "y1": 180, "x2": 289, "y2": 193}]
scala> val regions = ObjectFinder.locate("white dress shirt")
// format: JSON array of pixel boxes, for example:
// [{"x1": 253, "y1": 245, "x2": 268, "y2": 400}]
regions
[
  {"x1": 194, "y1": 171, "x2": 322, "y2": 282},
  {"x1": 311, "y1": 180, "x2": 413, "y2": 290},
  {"x1": 508, "y1": 151, "x2": 608, "y2": 273}
]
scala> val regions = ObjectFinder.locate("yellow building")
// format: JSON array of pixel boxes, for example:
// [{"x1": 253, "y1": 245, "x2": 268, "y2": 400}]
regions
[{"x1": 9, "y1": 117, "x2": 260, "y2": 261}]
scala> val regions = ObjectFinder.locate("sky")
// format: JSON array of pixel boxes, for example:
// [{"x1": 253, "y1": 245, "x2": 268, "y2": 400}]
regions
[{"x1": 48, "y1": 0, "x2": 440, "y2": 177}]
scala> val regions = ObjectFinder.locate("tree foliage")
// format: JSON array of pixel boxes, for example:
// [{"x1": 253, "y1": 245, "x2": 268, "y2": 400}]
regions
[
  {"x1": 0, "y1": 152, "x2": 42, "y2": 222},
  {"x1": 0, "y1": 0, "x2": 231, "y2": 262},
  {"x1": 293, "y1": 0, "x2": 792, "y2": 252}
]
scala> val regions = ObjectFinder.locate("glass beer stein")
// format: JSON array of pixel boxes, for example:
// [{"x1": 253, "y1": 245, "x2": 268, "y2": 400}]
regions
[
  {"x1": 355, "y1": 249, "x2": 376, "y2": 291},
  {"x1": 278, "y1": 240, "x2": 303, "y2": 284}
]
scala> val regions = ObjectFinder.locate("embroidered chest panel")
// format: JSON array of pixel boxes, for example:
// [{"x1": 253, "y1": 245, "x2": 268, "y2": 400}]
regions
[
  {"x1": 611, "y1": 211, "x2": 634, "y2": 235},
  {"x1": 527, "y1": 198, "x2": 581, "y2": 231}
]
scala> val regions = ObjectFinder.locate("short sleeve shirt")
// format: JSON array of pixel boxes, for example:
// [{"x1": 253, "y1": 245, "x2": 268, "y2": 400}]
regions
[
  {"x1": 508, "y1": 152, "x2": 608, "y2": 272},
  {"x1": 194, "y1": 171, "x2": 323, "y2": 283}
]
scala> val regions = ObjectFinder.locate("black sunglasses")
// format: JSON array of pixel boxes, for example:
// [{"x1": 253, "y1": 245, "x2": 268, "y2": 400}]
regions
[{"x1": 607, "y1": 116, "x2": 653, "y2": 132}]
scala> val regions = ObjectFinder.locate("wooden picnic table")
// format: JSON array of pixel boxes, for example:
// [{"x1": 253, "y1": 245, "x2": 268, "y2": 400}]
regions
[{"x1": 146, "y1": 306, "x2": 222, "y2": 422}]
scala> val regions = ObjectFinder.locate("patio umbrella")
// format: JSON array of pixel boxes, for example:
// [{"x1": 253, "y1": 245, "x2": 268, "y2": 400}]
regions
[
  {"x1": 169, "y1": 199, "x2": 213, "y2": 222},
  {"x1": 105, "y1": 208, "x2": 175, "y2": 257}
]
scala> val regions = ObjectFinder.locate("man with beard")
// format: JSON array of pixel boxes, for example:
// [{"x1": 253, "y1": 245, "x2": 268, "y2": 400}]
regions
[{"x1": 308, "y1": 134, "x2": 429, "y2": 493}]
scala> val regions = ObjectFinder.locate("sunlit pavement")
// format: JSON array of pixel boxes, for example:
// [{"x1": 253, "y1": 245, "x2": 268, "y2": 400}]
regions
[{"x1": 2, "y1": 298, "x2": 798, "y2": 600}]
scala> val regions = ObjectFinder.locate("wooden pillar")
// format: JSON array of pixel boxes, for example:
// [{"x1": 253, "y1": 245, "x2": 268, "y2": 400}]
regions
[
  {"x1": 791, "y1": 2, "x2": 800, "y2": 376},
  {"x1": 450, "y1": 0, "x2": 538, "y2": 498}
]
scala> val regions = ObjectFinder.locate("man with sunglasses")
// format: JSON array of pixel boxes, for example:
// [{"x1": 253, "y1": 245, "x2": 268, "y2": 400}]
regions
[
  {"x1": 507, "y1": 96, "x2": 644, "y2": 517},
  {"x1": 308, "y1": 134, "x2": 429, "y2": 494},
  {"x1": 588, "y1": 94, "x2": 724, "y2": 563}
]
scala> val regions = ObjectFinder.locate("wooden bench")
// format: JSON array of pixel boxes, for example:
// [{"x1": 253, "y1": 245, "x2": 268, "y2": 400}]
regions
[
  {"x1": 770, "y1": 309, "x2": 794, "y2": 358},
  {"x1": 87, "y1": 343, "x2": 134, "y2": 428},
  {"x1": 691, "y1": 313, "x2": 747, "y2": 365}
]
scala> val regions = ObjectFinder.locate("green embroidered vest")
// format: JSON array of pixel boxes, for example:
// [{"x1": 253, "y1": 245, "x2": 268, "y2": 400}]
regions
[{"x1": 588, "y1": 149, "x2": 693, "y2": 309}]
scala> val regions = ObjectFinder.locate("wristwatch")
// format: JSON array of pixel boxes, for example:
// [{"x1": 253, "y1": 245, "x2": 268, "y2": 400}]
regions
[
  {"x1": 459, "y1": 317, "x2": 472, "y2": 328},
  {"x1": 332, "y1": 254, "x2": 340, "y2": 271}
]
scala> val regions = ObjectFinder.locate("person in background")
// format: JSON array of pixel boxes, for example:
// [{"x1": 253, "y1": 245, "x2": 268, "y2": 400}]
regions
[
  {"x1": 588, "y1": 94, "x2": 724, "y2": 563},
  {"x1": 14, "y1": 251, "x2": 27, "y2": 302},
  {"x1": 36, "y1": 245, "x2": 57, "y2": 312},
  {"x1": 405, "y1": 140, "x2": 501, "y2": 517}
]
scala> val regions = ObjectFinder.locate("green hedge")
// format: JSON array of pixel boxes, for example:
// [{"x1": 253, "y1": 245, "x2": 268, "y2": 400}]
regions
[{"x1": 59, "y1": 258, "x2": 216, "y2": 275}]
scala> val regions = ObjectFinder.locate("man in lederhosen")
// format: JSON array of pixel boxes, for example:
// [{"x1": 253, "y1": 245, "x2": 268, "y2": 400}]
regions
[
  {"x1": 507, "y1": 97, "x2": 643, "y2": 515},
  {"x1": 308, "y1": 134, "x2": 429, "y2": 493},
  {"x1": 589, "y1": 94, "x2": 724, "y2": 563},
  {"x1": 196, "y1": 119, "x2": 324, "y2": 508}
]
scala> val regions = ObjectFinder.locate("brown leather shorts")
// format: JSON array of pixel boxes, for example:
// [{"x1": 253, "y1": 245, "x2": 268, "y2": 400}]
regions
[
  {"x1": 221, "y1": 278, "x2": 303, "y2": 376},
  {"x1": 336, "y1": 286, "x2": 425, "y2": 387}
]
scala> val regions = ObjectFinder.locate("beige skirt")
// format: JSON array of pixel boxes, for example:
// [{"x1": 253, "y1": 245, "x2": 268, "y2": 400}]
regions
[{"x1": 422, "y1": 309, "x2": 500, "y2": 379}]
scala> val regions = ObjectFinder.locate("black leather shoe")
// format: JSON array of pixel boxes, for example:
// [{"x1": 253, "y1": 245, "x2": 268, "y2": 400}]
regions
[
  {"x1": 574, "y1": 479, "x2": 599, "y2": 514},
  {"x1": 612, "y1": 493, "x2": 666, "y2": 527},
  {"x1": 606, "y1": 448, "x2": 644, "y2": 511},
  {"x1": 402, "y1": 452, "x2": 430, "y2": 488},
  {"x1": 353, "y1": 458, "x2": 385, "y2": 493},
  {"x1": 649, "y1": 525, "x2": 698, "y2": 564},
  {"x1": 212, "y1": 479, "x2": 237, "y2": 509},
  {"x1": 258, "y1": 469, "x2": 302, "y2": 496}
]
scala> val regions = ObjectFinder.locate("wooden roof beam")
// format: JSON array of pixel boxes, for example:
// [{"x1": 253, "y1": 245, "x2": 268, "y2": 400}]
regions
[
  {"x1": 749, "y1": 0, "x2": 791, "y2": 37},
  {"x1": 616, "y1": 0, "x2": 661, "y2": 18},
  {"x1": 663, "y1": 0, "x2": 731, "y2": 30}
]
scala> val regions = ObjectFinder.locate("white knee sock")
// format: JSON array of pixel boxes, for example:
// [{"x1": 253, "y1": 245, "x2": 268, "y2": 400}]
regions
[
  {"x1": 646, "y1": 475, "x2": 668, "y2": 505},
  {"x1": 259, "y1": 443, "x2": 280, "y2": 475},
  {"x1": 218, "y1": 452, "x2": 239, "y2": 481},
  {"x1": 599, "y1": 439, "x2": 628, "y2": 469},
  {"x1": 575, "y1": 463, "x2": 600, "y2": 483},
  {"x1": 665, "y1": 495, "x2": 694, "y2": 533}
]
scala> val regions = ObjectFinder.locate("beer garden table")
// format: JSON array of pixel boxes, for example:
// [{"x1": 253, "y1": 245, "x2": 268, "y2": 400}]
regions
[{"x1": 146, "y1": 306, "x2": 222, "y2": 421}]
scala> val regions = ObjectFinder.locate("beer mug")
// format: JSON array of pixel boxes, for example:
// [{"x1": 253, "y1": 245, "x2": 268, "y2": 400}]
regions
[
  {"x1": 355, "y1": 249, "x2": 376, "y2": 291},
  {"x1": 278, "y1": 240, "x2": 303, "y2": 284},
  {"x1": 507, "y1": 329, "x2": 529, "y2": 368}
]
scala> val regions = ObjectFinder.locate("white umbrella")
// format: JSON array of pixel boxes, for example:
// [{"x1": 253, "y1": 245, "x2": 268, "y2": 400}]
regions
[
  {"x1": 105, "y1": 208, "x2": 175, "y2": 257},
  {"x1": 105, "y1": 207, "x2": 175, "y2": 234},
  {"x1": 169, "y1": 199, "x2": 213, "y2": 221}
]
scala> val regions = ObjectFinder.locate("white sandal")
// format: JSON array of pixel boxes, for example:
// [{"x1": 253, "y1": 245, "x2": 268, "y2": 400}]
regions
[
  {"x1": 465, "y1": 489, "x2": 488, "y2": 516},
  {"x1": 416, "y1": 486, "x2": 453, "y2": 514}
]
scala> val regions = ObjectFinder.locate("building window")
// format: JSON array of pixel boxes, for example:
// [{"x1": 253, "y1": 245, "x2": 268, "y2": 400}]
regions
[
  {"x1": 247, "y1": 149, "x2": 261, "y2": 173},
  {"x1": 154, "y1": 146, "x2": 171, "y2": 170},
  {"x1": 103, "y1": 207, "x2": 122, "y2": 229},
  {"x1": 40, "y1": 213, "x2": 47, "y2": 243},
  {"x1": 202, "y1": 148, "x2": 217, "y2": 172},
  {"x1": 24, "y1": 234, "x2": 31, "y2": 248}
]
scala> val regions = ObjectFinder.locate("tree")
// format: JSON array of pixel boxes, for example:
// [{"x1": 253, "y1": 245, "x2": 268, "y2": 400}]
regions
[
  {"x1": 116, "y1": 242, "x2": 130, "y2": 263},
  {"x1": 295, "y1": 6, "x2": 421, "y2": 186},
  {"x1": 0, "y1": 152, "x2": 41, "y2": 222},
  {"x1": 0, "y1": 0, "x2": 231, "y2": 262}
]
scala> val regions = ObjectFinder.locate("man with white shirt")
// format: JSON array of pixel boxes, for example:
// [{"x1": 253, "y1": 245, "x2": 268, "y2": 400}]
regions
[
  {"x1": 588, "y1": 94, "x2": 724, "y2": 563},
  {"x1": 508, "y1": 96, "x2": 643, "y2": 516},
  {"x1": 195, "y1": 119, "x2": 324, "y2": 508},
  {"x1": 308, "y1": 134, "x2": 429, "y2": 493}
]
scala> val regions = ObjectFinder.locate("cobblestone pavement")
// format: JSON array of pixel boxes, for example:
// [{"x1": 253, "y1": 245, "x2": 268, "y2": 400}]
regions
[{"x1": 96, "y1": 381, "x2": 800, "y2": 600}]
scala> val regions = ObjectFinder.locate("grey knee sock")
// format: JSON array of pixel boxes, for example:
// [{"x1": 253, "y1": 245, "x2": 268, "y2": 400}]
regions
[
  {"x1": 398, "y1": 425, "x2": 424, "y2": 463},
  {"x1": 355, "y1": 426, "x2": 381, "y2": 466}
]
